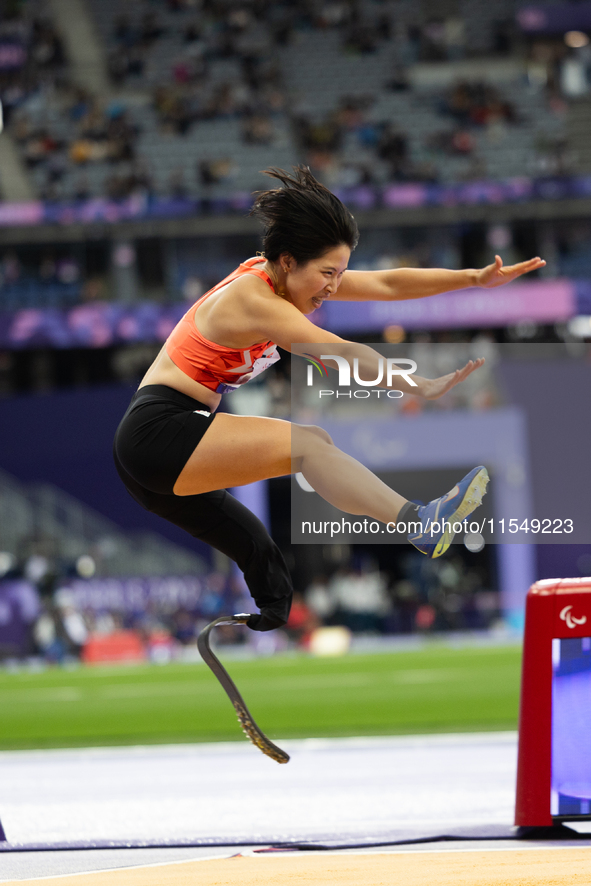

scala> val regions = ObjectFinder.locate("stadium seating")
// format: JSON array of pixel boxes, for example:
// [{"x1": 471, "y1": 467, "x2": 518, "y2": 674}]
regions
[{"x1": 4, "y1": 0, "x2": 570, "y2": 201}]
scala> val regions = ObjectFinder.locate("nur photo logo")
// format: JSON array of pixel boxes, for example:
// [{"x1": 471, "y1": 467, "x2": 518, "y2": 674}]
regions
[
  {"x1": 303, "y1": 353, "x2": 418, "y2": 399},
  {"x1": 303, "y1": 353, "x2": 330, "y2": 383}
]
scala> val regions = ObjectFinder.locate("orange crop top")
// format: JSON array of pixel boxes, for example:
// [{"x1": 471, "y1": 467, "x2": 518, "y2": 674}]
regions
[{"x1": 166, "y1": 257, "x2": 280, "y2": 394}]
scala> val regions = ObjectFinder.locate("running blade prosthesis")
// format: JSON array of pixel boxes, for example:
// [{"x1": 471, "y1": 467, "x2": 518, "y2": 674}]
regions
[{"x1": 197, "y1": 615, "x2": 290, "y2": 764}]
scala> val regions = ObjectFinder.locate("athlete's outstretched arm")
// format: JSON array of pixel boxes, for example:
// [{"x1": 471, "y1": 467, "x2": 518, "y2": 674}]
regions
[
  {"x1": 248, "y1": 288, "x2": 484, "y2": 399},
  {"x1": 334, "y1": 254, "x2": 546, "y2": 302}
]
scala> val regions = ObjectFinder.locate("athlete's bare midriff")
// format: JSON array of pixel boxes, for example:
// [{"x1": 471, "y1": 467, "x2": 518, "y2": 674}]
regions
[
  {"x1": 138, "y1": 346, "x2": 223, "y2": 411},
  {"x1": 138, "y1": 270, "x2": 276, "y2": 411}
]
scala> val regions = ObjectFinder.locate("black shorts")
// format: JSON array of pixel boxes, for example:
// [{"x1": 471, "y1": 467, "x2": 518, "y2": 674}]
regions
[
  {"x1": 113, "y1": 384, "x2": 293, "y2": 631},
  {"x1": 113, "y1": 384, "x2": 217, "y2": 495}
]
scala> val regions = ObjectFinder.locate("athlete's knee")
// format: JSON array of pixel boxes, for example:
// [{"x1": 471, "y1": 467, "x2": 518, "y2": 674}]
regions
[
  {"x1": 306, "y1": 424, "x2": 334, "y2": 445},
  {"x1": 295, "y1": 423, "x2": 334, "y2": 449}
]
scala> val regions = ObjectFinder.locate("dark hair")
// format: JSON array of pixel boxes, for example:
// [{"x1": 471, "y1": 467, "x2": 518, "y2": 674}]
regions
[{"x1": 250, "y1": 166, "x2": 359, "y2": 264}]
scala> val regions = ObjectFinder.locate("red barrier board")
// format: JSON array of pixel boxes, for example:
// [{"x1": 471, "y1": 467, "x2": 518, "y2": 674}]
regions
[
  {"x1": 515, "y1": 578, "x2": 591, "y2": 826},
  {"x1": 82, "y1": 631, "x2": 146, "y2": 664}
]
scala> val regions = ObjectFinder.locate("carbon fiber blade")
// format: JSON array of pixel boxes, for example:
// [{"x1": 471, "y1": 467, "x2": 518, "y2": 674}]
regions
[{"x1": 197, "y1": 615, "x2": 290, "y2": 764}]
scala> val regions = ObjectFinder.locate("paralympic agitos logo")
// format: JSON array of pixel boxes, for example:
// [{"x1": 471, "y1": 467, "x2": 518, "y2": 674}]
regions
[{"x1": 304, "y1": 353, "x2": 418, "y2": 399}]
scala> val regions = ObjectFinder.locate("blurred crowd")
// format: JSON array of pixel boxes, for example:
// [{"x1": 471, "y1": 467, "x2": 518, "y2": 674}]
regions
[
  {"x1": 0, "y1": 209, "x2": 550, "y2": 311},
  {"x1": 0, "y1": 543, "x2": 501, "y2": 666},
  {"x1": 13, "y1": 90, "x2": 149, "y2": 202},
  {"x1": 0, "y1": 247, "x2": 86, "y2": 309},
  {"x1": 0, "y1": 551, "x2": 254, "y2": 664},
  {"x1": 4, "y1": 0, "x2": 583, "y2": 201},
  {"x1": 293, "y1": 77, "x2": 524, "y2": 189},
  {"x1": 298, "y1": 554, "x2": 500, "y2": 642},
  {"x1": 0, "y1": 0, "x2": 65, "y2": 130}
]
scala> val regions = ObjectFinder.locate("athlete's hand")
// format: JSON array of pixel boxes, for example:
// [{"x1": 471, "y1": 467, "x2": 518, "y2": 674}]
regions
[
  {"x1": 416, "y1": 358, "x2": 485, "y2": 401},
  {"x1": 476, "y1": 254, "x2": 545, "y2": 288}
]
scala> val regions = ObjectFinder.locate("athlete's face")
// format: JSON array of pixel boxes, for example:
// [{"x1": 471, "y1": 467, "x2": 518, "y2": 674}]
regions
[{"x1": 281, "y1": 244, "x2": 351, "y2": 314}]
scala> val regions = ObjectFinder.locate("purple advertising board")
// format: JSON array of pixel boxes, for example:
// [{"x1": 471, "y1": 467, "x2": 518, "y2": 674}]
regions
[
  {"x1": 518, "y1": 3, "x2": 591, "y2": 33},
  {"x1": 2, "y1": 174, "x2": 591, "y2": 229},
  {"x1": 0, "y1": 580, "x2": 40, "y2": 657},
  {"x1": 318, "y1": 279, "x2": 576, "y2": 332},
  {"x1": 58, "y1": 574, "x2": 227, "y2": 615},
  {"x1": 0, "y1": 302, "x2": 187, "y2": 349},
  {"x1": 0, "y1": 280, "x2": 580, "y2": 349},
  {"x1": 0, "y1": 41, "x2": 26, "y2": 70}
]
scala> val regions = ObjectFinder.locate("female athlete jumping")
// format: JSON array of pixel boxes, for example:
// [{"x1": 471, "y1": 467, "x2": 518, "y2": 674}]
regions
[{"x1": 114, "y1": 167, "x2": 545, "y2": 633}]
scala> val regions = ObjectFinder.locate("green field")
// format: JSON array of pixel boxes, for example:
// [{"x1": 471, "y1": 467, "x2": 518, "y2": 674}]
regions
[{"x1": 0, "y1": 644, "x2": 522, "y2": 750}]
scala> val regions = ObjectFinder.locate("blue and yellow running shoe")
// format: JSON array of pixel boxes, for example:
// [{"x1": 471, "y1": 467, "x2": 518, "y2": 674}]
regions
[{"x1": 407, "y1": 466, "x2": 489, "y2": 558}]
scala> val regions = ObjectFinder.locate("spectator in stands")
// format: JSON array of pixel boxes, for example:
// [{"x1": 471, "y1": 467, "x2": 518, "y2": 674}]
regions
[
  {"x1": 316, "y1": 2, "x2": 351, "y2": 30},
  {"x1": 285, "y1": 592, "x2": 319, "y2": 646},
  {"x1": 184, "y1": 19, "x2": 202, "y2": 44},
  {"x1": 2, "y1": 252, "x2": 21, "y2": 285},
  {"x1": 76, "y1": 103, "x2": 108, "y2": 145},
  {"x1": 113, "y1": 14, "x2": 136, "y2": 48},
  {"x1": 415, "y1": 602, "x2": 437, "y2": 632},
  {"x1": 443, "y1": 81, "x2": 517, "y2": 128},
  {"x1": 459, "y1": 154, "x2": 488, "y2": 182},
  {"x1": 31, "y1": 17, "x2": 65, "y2": 68},
  {"x1": 386, "y1": 63, "x2": 410, "y2": 92},
  {"x1": 154, "y1": 86, "x2": 194, "y2": 135},
  {"x1": 67, "y1": 87, "x2": 92, "y2": 123},
  {"x1": 109, "y1": 45, "x2": 142, "y2": 84},
  {"x1": 493, "y1": 19, "x2": 516, "y2": 56},
  {"x1": 39, "y1": 252, "x2": 56, "y2": 282},
  {"x1": 73, "y1": 175, "x2": 91, "y2": 201},
  {"x1": 427, "y1": 127, "x2": 475, "y2": 157},
  {"x1": 336, "y1": 96, "x2": 368, "y2": 133},
  {"x1": 59, "y1": 603, "x2": 89, "y2": 656},
  {"x1": 294, "y1": 114, "x2": 343, "y2": 165},
  {"x1": 0, "y1": 7, "x2": 65, "y2": 130},
  {"x1": 242, "y1": 111, "x2": 274, "y2": 145},
  {"x1": 324, "y1": 159, "x2": 376, "y2": 188},
  {"x1": 56, "y1": 255, "x2": 80, "y2": 285},
  {"x1": 22, "y1": 128, "x2": 62, "y2": 168},
  {"x1": 105, "y1": 108, "x2": 138, "y2": 163},
  {"x1": 305, "y1": 573, "x2": 336, "y2": 624},
  {"x1": 198, "y1": 158, "x2": 236, "y2": 187},
  {"x1": 172, "y1": 49, "x2": 207, "y2": 85},
  {"x1": 330, "y1": 567, "x2": 391, "y2": 634},
  {"x1": 172, "y1": 608, "x2": 196, "y2": 645},
  {"x1": 33, "y1": 603, "x2": 68, "y2": 662},
  {"x1": 104, "y1": 163, "x2": 154, "y2": 200},
  {"x1": 377, "y1": 123, "x2": 409, "y2": 180},
  {"x1": 451, "y1": 129, "x2": 476, "y2": 155},
  {"x1": 45, "y1": 151, "x2": 67, "y2": 185},
  {"x1": 390, "y1": 578, "x2": 420, "y2": 633},
  {"x1": 420, "y1": 19, "x2": 448, "y2": 62},
  {"x1": 270, "y1": 6, "x2": 296, "y2": 46},
  {"x1": 342, "y1": 5, "x2": 380, "y2": 55},
  {"x1": 140, "y1": 11, "x2": 165, "y2": 46},
  {"x1": 11, "y1": 110, "x2": 32, "y2": 144},
  {"x1": 168, "y1": 168, "x2": 189, "y2": 199}
]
